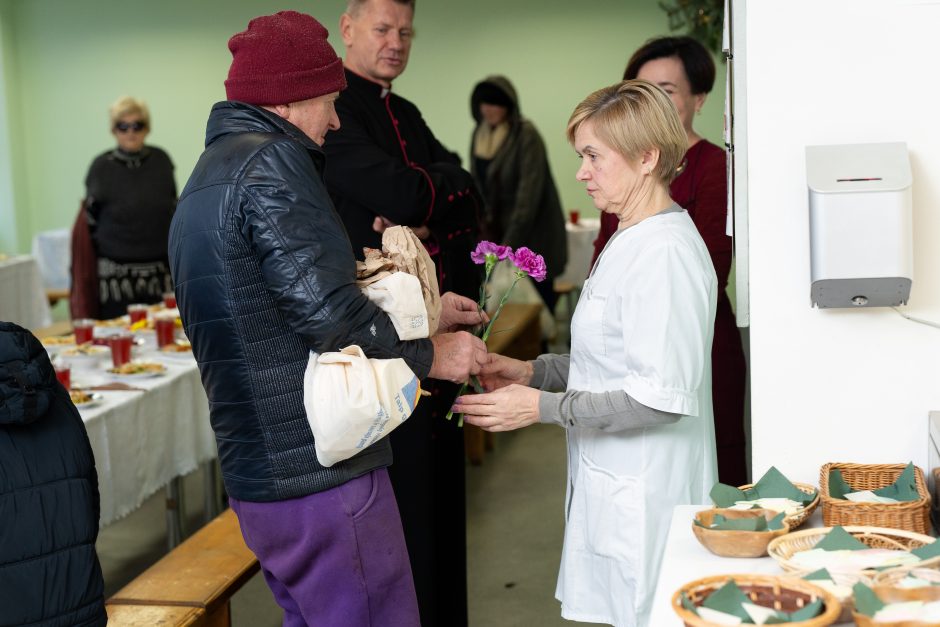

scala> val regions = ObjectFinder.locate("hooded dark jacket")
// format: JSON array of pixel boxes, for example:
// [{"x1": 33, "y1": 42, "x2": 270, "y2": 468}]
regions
[
  {"x1": 0, "y1": 322, "x2": 106, "y2": 627},
  {"x1": 470, "y1": 75, "x2": 567, "y2": 281},
  {"x1": 169, "y1": 102, "x2": 433, "y2": 502}
]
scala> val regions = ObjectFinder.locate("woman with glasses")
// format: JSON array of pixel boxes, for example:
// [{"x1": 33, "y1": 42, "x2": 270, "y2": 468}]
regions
[{"x1": 79, "y1": 96, "x2": 177, "y2": 319}]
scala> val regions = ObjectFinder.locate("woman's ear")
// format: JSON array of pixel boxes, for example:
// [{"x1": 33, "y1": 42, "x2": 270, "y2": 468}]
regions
[
  {"x1": 694, "y1": 92, "x2": 707, "y2": 115},
  {"x1": 640, "y1": 147, "x2": 661, "y2": 174}
]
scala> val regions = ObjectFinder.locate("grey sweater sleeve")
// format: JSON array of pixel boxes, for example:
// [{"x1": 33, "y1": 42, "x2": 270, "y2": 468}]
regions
[{"x1": 528, "y1": 355, "x2": 681, "y2": 432}]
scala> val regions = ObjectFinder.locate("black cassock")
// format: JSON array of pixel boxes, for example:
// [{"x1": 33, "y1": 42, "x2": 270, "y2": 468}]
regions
[{"x1": 324, "y1": 68, "x2": 482, "y2": 627}]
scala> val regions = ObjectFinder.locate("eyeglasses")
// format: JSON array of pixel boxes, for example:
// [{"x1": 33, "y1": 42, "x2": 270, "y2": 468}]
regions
[{"x1": 114, "y1": 121, "x2": 147, "y2": 133}]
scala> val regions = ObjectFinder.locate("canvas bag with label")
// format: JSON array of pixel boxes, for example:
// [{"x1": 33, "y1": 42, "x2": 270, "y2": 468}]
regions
[
  {"x1": 304, "y1": 345, "x2": 421, "y2": 467},
  {"x1": 356, "y1": 226, "x2": 441, "y2": 337}
]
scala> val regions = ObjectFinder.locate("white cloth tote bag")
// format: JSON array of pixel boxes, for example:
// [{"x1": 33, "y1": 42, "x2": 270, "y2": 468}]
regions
[
  {"x1": 303, "y1": 345, "x2": 421, "y2": 467},
  {"x1": 362, "y1": 272, "x2": 428, "y2": 340}
]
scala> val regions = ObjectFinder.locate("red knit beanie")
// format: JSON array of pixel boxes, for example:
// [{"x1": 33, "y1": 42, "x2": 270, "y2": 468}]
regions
[{"x1": 225, "y1": 11, "x2": 346, "y2": 105}]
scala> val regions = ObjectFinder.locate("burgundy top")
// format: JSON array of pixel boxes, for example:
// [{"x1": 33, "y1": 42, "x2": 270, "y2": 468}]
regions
[{"x1": 591, "y1": 139, "x2": 730, "y2": 286}]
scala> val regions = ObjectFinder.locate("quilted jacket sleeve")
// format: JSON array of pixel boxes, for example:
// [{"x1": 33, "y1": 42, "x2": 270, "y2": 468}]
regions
[{"x1": 238, "y1": 139, "x2": 434, "y2": 378}]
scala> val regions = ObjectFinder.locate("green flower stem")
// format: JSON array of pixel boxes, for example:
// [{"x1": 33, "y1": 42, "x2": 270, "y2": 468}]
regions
[
  {"x1": 480, "y1": 274, "x2": 522, "y2": 342},
  {"x1": 445, "y1": 273, "x2": 523, "y2": 427}
]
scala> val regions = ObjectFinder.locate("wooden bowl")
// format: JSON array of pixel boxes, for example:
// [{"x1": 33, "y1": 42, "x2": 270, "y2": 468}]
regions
[{"x1": 692, "y1": 508, "x2": 790, "y2": 558}]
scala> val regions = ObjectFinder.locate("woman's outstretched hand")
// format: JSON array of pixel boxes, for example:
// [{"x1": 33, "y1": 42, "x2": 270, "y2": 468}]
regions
[{"x1": 454, "y1": 384, "x2": 540, "y2": 432}]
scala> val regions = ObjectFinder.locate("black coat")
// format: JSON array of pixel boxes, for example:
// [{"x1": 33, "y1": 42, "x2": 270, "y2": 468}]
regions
[
  {"x1": 470, "y1": 75, "x2": 568, "y2": 281},
  {"x1": 169, "y1": 102, "x2": 434, "y2": 502},
  {"x1": 0, "y1": 322, "x2": 106, "y2": 627},
  {"x1": 324, "y1": 69, "x2": 482, "y2": 299}
]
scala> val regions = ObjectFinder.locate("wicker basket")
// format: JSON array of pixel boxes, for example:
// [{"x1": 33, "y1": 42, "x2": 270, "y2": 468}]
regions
[
  {"x1": 791, "y1": 569, "x2": 873, "y2": 624},
  {"x1": 767, "y1": 526, "x2": 938, "y2": 574},
  {"x1": 819, "y1": 462, "x2": 932, "y2": 533},
  {"x1": 872, "y1": 567, "x2": 940, "y2": 603},
  {"x1": 852, "y1": 613, "x2": 940, "y2": 627},
  {"x1": 671, "y1": 573, "x2": 841, "y2": 626},
  {"x1": 736, "y1": 481, "x2": 820, "y2": 529}
]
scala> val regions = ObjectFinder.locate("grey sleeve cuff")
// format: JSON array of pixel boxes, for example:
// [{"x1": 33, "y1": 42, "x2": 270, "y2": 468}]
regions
[
  {"x1": 538, "y1": 388, "x2": 681, "y2": 432},
  {"x1": 531, "y1": 354, "x2": 570, "y2": 391}
]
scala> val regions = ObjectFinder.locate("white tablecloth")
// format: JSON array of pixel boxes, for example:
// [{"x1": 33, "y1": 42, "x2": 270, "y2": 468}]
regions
[
  {"x1": 31, "y1": 228, "x2": 71, "y2": 291},
  {"x1": 60, "y1": 339, "x2": 215, "y2": 526},
  {"x1": 0, "y1": 255, "x2": 52, "y2": 329},
  {"x1": 555, "y1": 217, "x2": 599, "y2": 287},
  {"x1": 649, "y1": 505, "x2": 839, "y2": 626}
]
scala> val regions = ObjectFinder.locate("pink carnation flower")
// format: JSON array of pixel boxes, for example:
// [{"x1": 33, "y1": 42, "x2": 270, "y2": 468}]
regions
[
  {"x1": 470, "y1": 241, "x2": 512, "y2": 265},
  {"x1": 510, "y1": 247, "x2": 547, "y2": 282}
]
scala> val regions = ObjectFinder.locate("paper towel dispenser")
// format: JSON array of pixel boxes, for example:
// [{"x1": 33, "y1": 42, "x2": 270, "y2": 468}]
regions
[{"x1": 806, "y1": 142, "x2": 913, "y2": 308}]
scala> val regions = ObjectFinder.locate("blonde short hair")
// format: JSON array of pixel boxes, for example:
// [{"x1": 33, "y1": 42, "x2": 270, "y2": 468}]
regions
[
  {"x1": 108, "y1": 96, "x2": 150, "y2": 128},
  {"x1": 566, "y1": 80, "x2": 686, "y2": 186}
]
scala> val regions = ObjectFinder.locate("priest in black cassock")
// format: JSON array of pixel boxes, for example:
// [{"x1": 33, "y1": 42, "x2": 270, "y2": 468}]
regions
[{"x1": 323, "y1": 1, "x2": 481, "y2": 625}]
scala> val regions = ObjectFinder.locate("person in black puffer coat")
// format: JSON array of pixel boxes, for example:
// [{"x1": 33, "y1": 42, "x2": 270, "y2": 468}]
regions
[{"x1": 0, "y1": 321, "x2": 106, "y2": 627}]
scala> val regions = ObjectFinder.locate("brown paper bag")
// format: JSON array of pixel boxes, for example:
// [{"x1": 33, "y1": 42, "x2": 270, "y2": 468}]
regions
[{"x1": 355, "y1": 226, "x2": 441, "y2": 336}]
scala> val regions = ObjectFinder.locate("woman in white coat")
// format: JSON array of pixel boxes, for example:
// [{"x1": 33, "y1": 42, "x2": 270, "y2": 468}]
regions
[{"x1": 453, "y1": 80, "x2": 719, "y2": 627}]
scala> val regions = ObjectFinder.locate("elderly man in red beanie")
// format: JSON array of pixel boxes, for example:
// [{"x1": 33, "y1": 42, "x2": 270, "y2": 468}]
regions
[{"x1": 168, "y1": 11, "x2": 486, "y2": 626}]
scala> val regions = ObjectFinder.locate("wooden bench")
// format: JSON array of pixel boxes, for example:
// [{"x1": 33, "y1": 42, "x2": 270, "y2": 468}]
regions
[
  {"x1": 106, "y1": 508, "x2": 259, "y2": 627},
  {"x1": 464, "y1": 302, "x2": 542, "y2": 465}
]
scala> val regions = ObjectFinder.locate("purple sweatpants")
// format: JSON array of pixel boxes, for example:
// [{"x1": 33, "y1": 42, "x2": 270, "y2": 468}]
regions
[{"x1": 229, "y1": 468, "x2": 420, "y2": 627}]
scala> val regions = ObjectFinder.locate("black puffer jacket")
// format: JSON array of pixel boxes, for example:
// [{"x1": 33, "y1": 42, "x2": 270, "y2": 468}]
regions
[
  {"x1": 169, "y1": 102, "x2": 434, "y2": 502},
  {"x1": 0, "y1": 322, "x2": 106, "y2": 627}
]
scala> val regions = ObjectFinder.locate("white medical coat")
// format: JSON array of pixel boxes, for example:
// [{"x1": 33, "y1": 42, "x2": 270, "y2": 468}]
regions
[{"x1": 556, "y1": 209, "x2": 718, "y2": 627}]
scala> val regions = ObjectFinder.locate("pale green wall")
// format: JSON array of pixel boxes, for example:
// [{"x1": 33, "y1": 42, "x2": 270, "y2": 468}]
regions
[{"x1": 0, "y1": 0, "x2": 725, "y2": 253}]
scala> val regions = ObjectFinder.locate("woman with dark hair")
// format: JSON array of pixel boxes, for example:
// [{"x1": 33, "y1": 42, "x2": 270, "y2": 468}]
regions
[
  {"x1": 79, "y1": 96, "x2": 177, "y2": 320},
  {"x1": 469, "y1": 75, "x2": 567, "y2": 312},
  {"x1": 591, "y1": 36, "x2": 748, "y2": 486}
]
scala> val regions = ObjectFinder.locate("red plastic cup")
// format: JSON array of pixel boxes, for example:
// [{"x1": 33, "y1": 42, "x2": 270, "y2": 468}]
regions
[
  {"x1": 73, "y1": 319, "x2": 95, "y2": 344},
  {"x1": 108, "y1": 333, "x2": 134, "y2": 368},
  {"x1": 163, "y1": 292, "x2": 177, "y2": 309},
  {"x1": 127, "y1": 304, "x2": 149, "y2": 324},
  {"x1": 155, "y1": 315, "x2": 176, "y2": 348},
  {"x1": 54, "y1": 364, "x2": 71, "y2": 389},
  {"x1": 570, "y1": 210, "x2": 580, "y2": 225}
]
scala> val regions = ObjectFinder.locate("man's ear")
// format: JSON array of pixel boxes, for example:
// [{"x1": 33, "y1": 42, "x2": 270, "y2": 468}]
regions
[
  {"x1": 339, "y1": 12, "x2": 354, "y2": 47},
  {"x1": 264, "y1": 104, "x2": 291, "y2": 121}
]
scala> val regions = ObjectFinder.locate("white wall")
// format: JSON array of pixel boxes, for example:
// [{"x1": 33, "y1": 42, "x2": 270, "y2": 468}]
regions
[{"x1": 746, "y1": 1, "x2": 940, "y2": 484}]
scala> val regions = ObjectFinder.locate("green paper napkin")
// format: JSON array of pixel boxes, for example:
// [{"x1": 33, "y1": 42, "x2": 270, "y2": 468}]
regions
[
  {"x1": 710, "y1": 483, "x2": 748, "y2": 508},
  {"x1": 702, "y1": 580, "x2": 753, "y2": 621},
  {"x1": 814, "y1": 526, "x2": 869, "y2": 551},
  {"x1": 912, "y1": 538, "x2": 940, "y2": 561},
  {"x1": 853, "y1": 582, "x2": 886, "y2": 617},
  {"x1": 768, "y1": 512, "x2": 786, "y2": 530},
  {"x1": 788, "y1": 598, "x2": 824, "y2": 621},
  {"x1": 754, "y1": 466, "x2": 815, "y2": 505},
  {"x1": 680, "y1": 592, "x2": 698, "y2": 614},
  {"x1": 802, "y1": 568, "x2": 833, "y2": 581},
  {"x1": 828, "y1": 469, "x2": 854, "y2": 499},
  {"x1": 872, "y1": 462, "x2": 920, "y2": 501}
]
